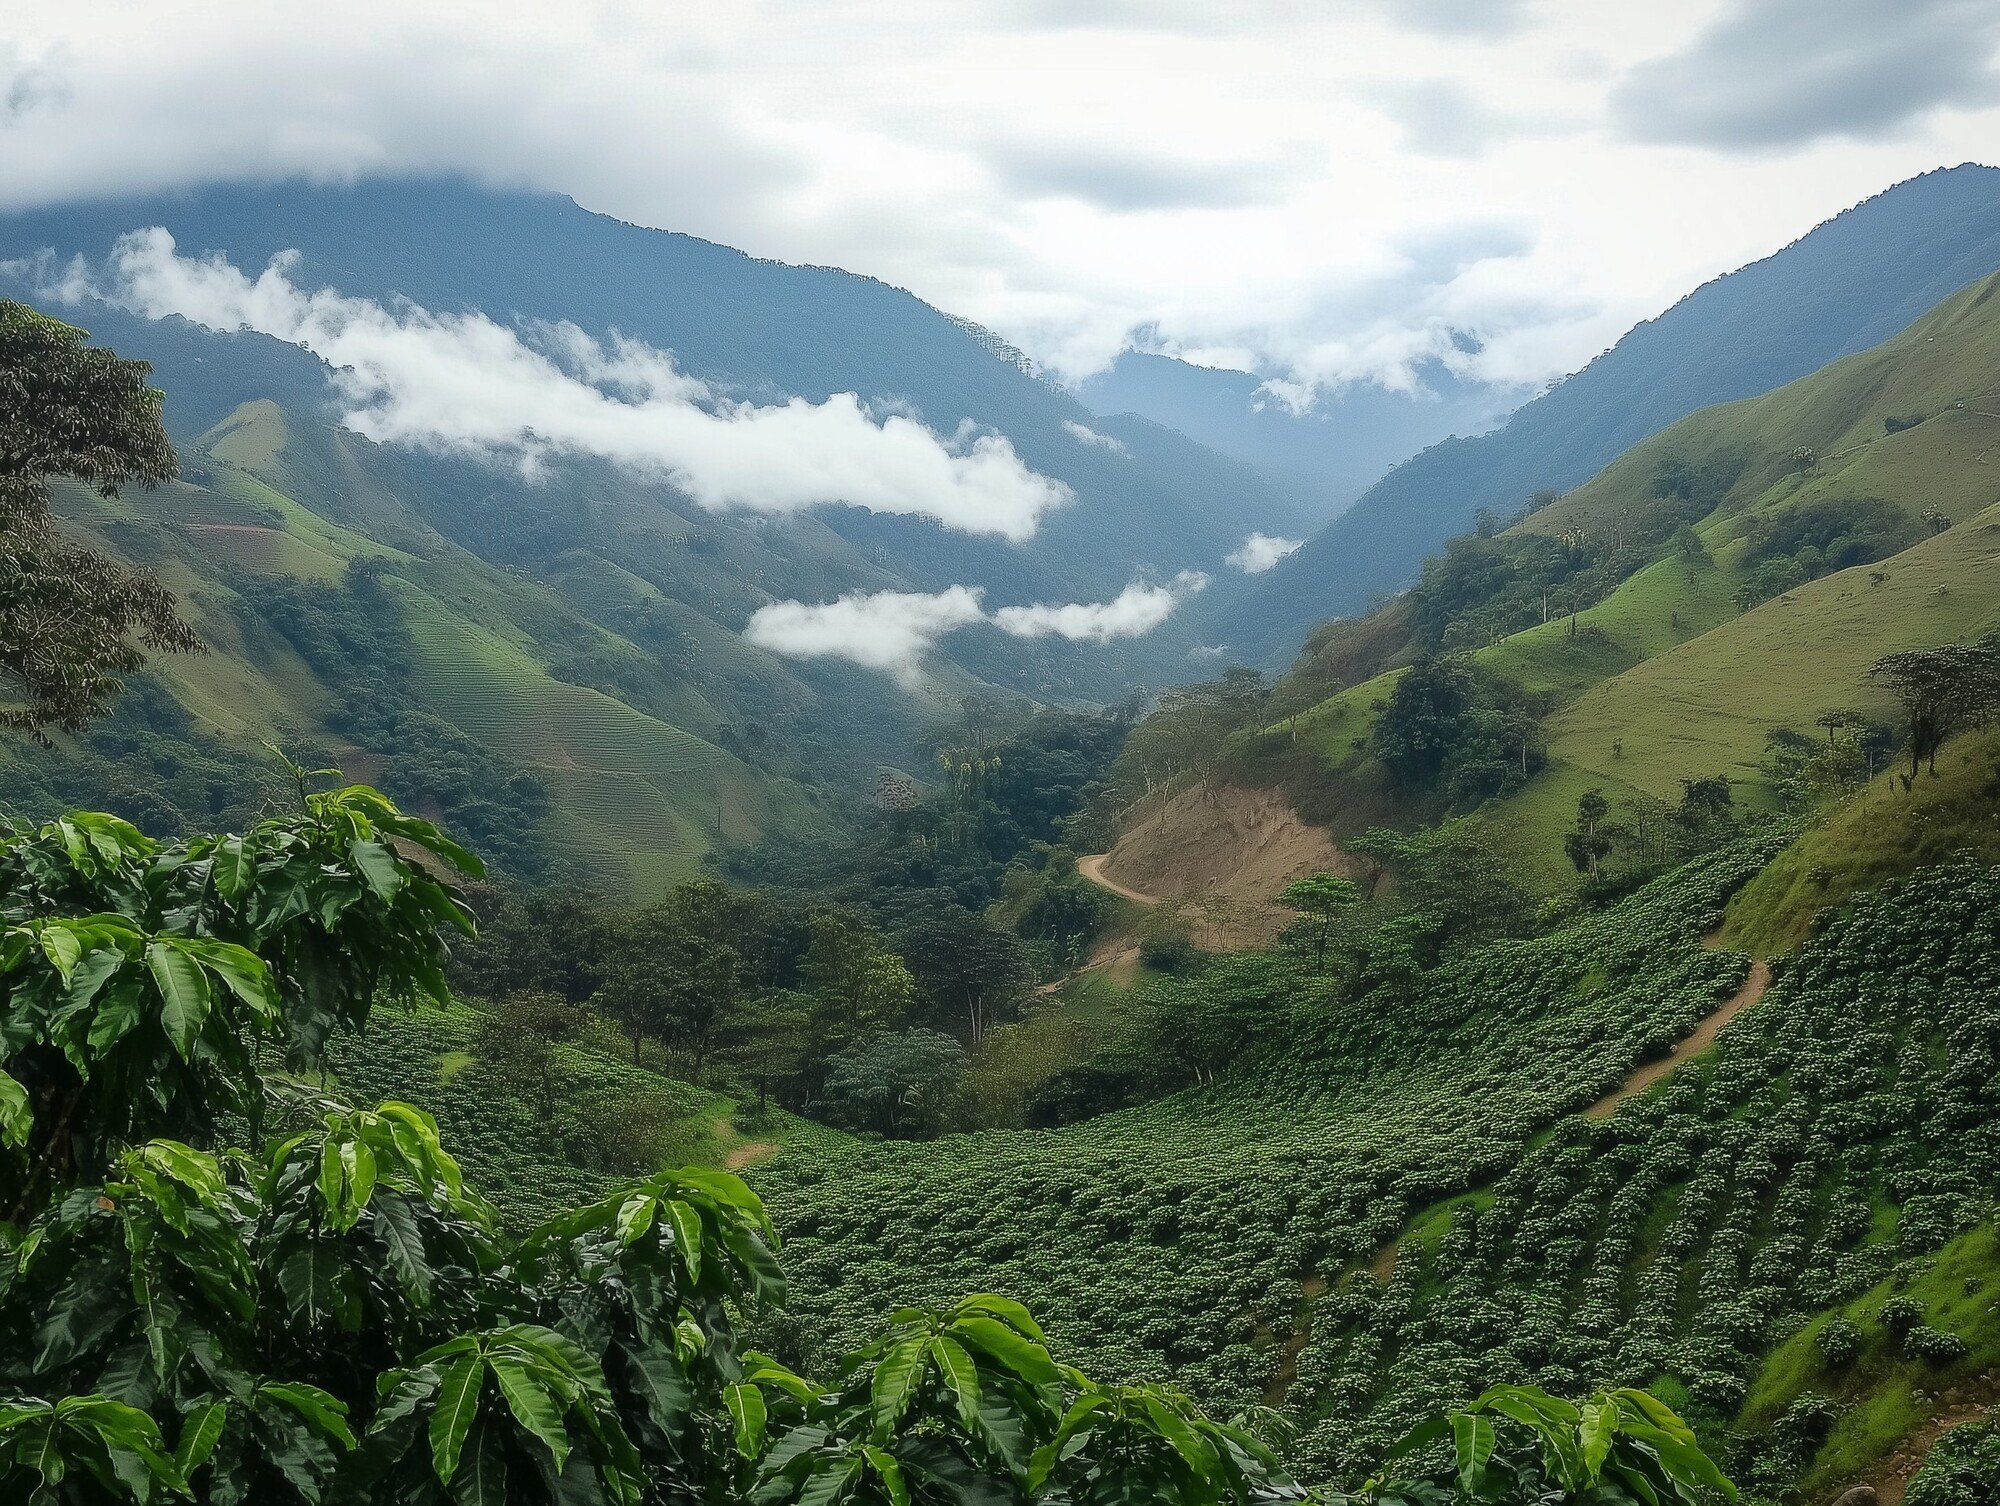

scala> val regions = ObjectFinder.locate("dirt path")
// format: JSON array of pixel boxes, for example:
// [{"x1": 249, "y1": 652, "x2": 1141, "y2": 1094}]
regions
[
  {"x1": 1582, "y1": 960, "x2": 1774, "y2": 1119},
  {"x1": 1847, "y1": 1387, "x2": 2000, "y2": 1506},
  {"x1": 725, "y1": 1140, "x2": 776, "y2": 1170},
  {"x1": 1351, "y1": 956, "x2": 1776, "y2": 1291},
  {"x1": 713, "y1": 1116, "x2": 777, "y2": 1171},
  {"x1": 1077, "y1": 853, "x2": 1160, "y2": 907},
  {"x1": 1034, "y1": 940, "x2": 1142, "y2": 996}
]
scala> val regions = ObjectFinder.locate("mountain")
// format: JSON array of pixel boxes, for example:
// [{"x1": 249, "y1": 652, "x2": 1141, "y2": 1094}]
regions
[
  {"x1": 1209, "y1": 162, "x2": 2000, "y2": 661},
  {"x1": 1231, "y1": 252, "x2": 2000, "y2": 897},
  {"x1": 736, "y1": 248, "x2": 2000, "y2": 1499},
  {"x1": 0, "y1": 178, "x2": 1300, "y2": 610},
  {"x1": 1077, "y1": 347, "x2": 1520, "y2": 522},
  {"x1": 0, "y1": 178, "x2": 1312, "y2": 893}
]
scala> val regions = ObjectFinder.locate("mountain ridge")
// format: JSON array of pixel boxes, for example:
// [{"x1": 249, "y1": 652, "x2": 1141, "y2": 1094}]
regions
[{"x1": 1208, "y1": 161, "x2": 2000, "y2": 661}]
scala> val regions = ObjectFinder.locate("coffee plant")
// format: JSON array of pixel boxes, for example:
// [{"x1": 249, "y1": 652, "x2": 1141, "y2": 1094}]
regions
[
  {"x1": 758, "y1": 846, "x2": 2000, "y2": 1490},
  {"x1": 13, "y1": 790, "x2": 1657, "y2": 1503}
]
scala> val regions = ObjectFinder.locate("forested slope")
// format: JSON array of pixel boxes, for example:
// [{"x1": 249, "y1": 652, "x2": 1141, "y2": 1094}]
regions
[{"x1": 1209, "y1": 163, "x2": 2000, "y2": 661}]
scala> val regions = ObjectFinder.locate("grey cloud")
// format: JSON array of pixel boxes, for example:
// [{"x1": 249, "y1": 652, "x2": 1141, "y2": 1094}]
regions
[
  {"x1": 1375, "y1": 0, "x2": 1537, "y2": 39},
  {"x1": 1, "y1": 47, "x2": 71, "y2": 124},
  {"x1": 1612, "y1": 0, "x2": 2000, "y2": 151},
  {"x1": 988, "y1": 142, "x2": 1303, "y2": 211},
  {"x1": 1367, "y1": 79, "x2": 1519, "y2": 158}
]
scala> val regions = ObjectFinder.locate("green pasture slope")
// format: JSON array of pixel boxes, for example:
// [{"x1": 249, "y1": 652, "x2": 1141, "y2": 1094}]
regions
[
  {"x1": 8, "y1": 400, "x2": 823, "y2": 896},
  {"x1": 754, "y1": 844, "x2": 2000, "y2": 1498},
  {"x1": 1251, "y1": 266, "x2": 2000, "y2": 888}
]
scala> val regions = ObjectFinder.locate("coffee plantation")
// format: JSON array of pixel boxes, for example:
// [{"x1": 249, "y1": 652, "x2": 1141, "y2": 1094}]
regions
[{"x1": 0, "y1": 791, "x2": 1729, "y2": 1503}]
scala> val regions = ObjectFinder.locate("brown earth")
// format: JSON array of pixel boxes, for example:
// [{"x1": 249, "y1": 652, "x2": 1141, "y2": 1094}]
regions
[
  {"x1": 1835, "y1": 1383, "x2": 2000, "y2": 1506},
  {"x1": 1087, "y1": 784, "x2": 1355, "y2": 949}
]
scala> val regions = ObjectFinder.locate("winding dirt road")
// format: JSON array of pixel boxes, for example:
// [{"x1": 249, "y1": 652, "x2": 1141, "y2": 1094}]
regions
[{"x1": 1076, "y1": 853, "x2": 1160, "y2": 907}]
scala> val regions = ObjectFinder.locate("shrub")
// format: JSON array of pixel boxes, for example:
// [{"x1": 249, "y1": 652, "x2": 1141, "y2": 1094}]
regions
[{"x1": 1816, "y1": 1316, "x2": 1862, "y2": 1367}]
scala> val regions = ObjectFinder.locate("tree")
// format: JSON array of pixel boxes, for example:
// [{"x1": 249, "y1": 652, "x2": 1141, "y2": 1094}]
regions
[
  {"x1": 1371, "y1": 656, "x2": 1474, "y2": 790},
  {"x1": 1117, "y1": 670, "x2": 1265, "y2": 805},
  {"x1": 723, "y1": 989, "x2": 814, "y2": 1111},
  {"x1": 596, "y1": 903, "x2": 743, "y2": 1081},
  {"x1": 1869, "y1": 638, "x2": 2000, "y2": 781},
  {"x1": 1563, "y1": 789, "x2": 1613, "y2": 876},
  {"x1": 1134, "y1": 961, "x2": 1276, "y2": 1088},
  {"x1": 475, "y1": 989, "x2": 588, "y2": 1121},
  {"x1": 1670, "y1": 774, "x2": 1736, "y2": 851},
  {"x1": 802, "y1": 911, "x2": 915, "y2": 1042},
  {"x1": 820, "y1": 1028, "x2": 968, "y2": 1137},
  {"x1": 0, "y1": 301, "x2": 200, "y2": 737},
  {"x1": 1277, "y1": 873, "x2": 1362, "y2": 972},
  {"x1": 896, "y1": 904, "x2": 1032, "y2": 1045},
  {"x1": 452, "y1": 886, "x2": 615, "y2": 1004}
]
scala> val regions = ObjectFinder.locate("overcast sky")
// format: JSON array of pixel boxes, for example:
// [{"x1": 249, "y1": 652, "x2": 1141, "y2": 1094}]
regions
[{"x1": 6, "y1": 0, "x2": 1999, "y2": 401}]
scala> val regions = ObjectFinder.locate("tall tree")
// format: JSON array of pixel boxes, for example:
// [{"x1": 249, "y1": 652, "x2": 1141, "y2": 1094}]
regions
[
  {"x1": 897, "y1": 904, "x2": 1031, "y2": 1046},
  {"x1": 1869, "y1": 638, "x2": 2000, "y2": 781},
  {"x1": 0, "y1": 301, "x2": 199, "y2": 736},
  {"x1": 1277, "y1": 872, "x2": 1362, "y2": 972}
]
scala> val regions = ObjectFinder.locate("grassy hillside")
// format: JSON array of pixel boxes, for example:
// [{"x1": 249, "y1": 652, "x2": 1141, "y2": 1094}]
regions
[
  {"x1": 1232, "y1": 264, "x2": 2000, "y2": 896},
  {"x1": 1718, "y1": 728, "x2": 2000, "y2": 956}
]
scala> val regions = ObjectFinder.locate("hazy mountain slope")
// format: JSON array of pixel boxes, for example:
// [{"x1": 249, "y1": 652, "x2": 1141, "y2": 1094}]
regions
[
  {"x1": 1211, "y1": 162, "x2": 2000, "y2": 660},
  {"x1": 1078, "y1": 348, "x2": 1519, "y2": 520},
  {"x1": 7, "y1": 398, "x2": 913, "y2": 896},
  {"x1": 1235, "y1": 262, "x2": 2000, "y2": 892},
  {"x1": 0, "y1": 178, "x2": 1298, "y2": 615}
]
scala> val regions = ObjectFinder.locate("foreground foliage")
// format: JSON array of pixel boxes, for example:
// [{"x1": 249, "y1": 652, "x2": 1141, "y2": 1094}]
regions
[{"x1": 0, "y1": 791, "x2": 1731, "y2": 1503}]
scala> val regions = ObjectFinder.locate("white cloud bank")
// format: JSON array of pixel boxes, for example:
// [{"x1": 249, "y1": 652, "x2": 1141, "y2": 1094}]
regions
[
  {"x1": 50, "y1": 228, "x2": 1072, "y2": 541},
  {"x1": 742, "y1": 587, "x2": 989, "y2": 687},
  {"x1": 1061, "y1": 419, "x2": 1129, "y2": 456},
  {"x1": 993, "y1": 572, "x2": 1207, "y2": 643},
  {"x1": 744, "y1": 573, "x2": 1206, "y2": 682},
  {"x1": 1226, "y1": 532, "x2": 1303, "y2": 573}
]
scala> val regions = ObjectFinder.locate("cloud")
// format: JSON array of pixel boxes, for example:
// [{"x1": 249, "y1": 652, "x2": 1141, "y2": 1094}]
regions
[
  {"x1": 1, "y1": 45, "x2": 71, "y2": 123},
  {"x1": 1365, "y1": 79, "x2": 1536, "y2": 159},
  {"x1": 745, "y1": 573, "x2": 1205, "y2": 679},
  {"x1": 1611, "y1": 0, "x2": 2000, "y2": 151},
  {"x1": 13, "y1": 0, "x2": 2000, "y2": 412},
  {"x1": 987, "y1": 141, "x2": 1300, "y2": 211},
  {"x1": 1225, "y1": 533, "x2": 1302, "y2": 573},
  {"x1": 1061, "y1": 419, "x2": 1129, "y2": 455},
  {"x1": 992, "y1": 571, "x2": 1208, "y2": 642},
  {"x1": 1369, "y1": 0, "x2": 1537, "y2": 37},
  {"x1": 52, "y1": 228, "x2": 1072, "y2": 540},
  {"x1": 743, "y1": 587, "x2": 989, "y2": 686}
]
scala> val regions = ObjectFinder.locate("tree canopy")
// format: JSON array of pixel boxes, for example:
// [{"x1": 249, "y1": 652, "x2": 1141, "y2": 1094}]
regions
[{"x1": 0, "y1": 301, "x2": 198, "y2": 738}]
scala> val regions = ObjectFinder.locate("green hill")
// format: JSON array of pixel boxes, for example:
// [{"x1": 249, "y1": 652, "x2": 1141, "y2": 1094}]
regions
[
  {"x1": 750, "y1": 847, "x2": 2000, "y2": 1496},
  {"x1": 10, "y1": 397, "x2": 847, "y2": 896},
  {"x1": 1241, "y1": 264, "x2": 2000, "y2": 893}
]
